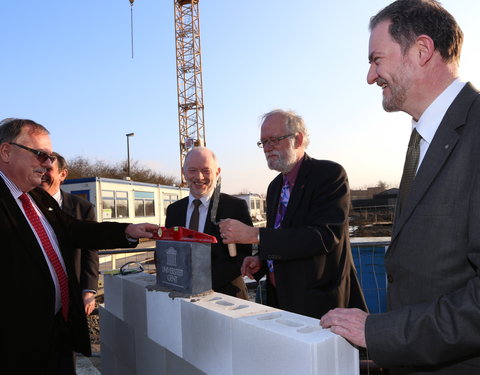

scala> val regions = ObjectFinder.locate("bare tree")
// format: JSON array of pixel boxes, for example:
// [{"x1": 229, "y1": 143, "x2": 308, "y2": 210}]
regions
[{"x1": 66, "y1": 156, "x2": 180, "y2": 186}]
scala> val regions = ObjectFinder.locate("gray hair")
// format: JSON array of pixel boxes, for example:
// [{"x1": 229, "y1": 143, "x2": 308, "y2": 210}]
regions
[
  {"x1": 261, "y1": 109, "x2": 310, "y2": 149},
  {"x1": 0, "y1": 118, "x2": 49, "y2": 143}
]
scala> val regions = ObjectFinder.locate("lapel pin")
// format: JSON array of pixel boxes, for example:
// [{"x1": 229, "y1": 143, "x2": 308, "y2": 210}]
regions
[
  {"x1": 445, "y1": 144, "x2": 449, "y2": 150},
  {"x1": 48, "y1": 207, "x2": 53, "y2": 211}
]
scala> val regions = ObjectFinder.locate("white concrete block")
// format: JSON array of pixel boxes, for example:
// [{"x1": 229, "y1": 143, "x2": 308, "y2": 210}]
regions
[
  {"x1": 181, "y1": 293, "x2": 278, "y2": 374},
  {"x1": 99, "y1": 305, "x2": 137, "y2": 373},
  {"x1": 232, "y1": 311, "x2": 359, "y2": 375},
  {"x1": 103, "y1": 274, "x2": 124, "y2": 319},
  {"x1": 146, "y1": 289, "x2": 184, "y2": 357},
  {"x1": 123, "y1": 273, "x2": 156, "y2": 334},
  {"x1": 165, "y1": 349, "x2": 206, "y2": 375},
  {"x1": 134, "y1": 331, "x2": 167, "y2": 375}
]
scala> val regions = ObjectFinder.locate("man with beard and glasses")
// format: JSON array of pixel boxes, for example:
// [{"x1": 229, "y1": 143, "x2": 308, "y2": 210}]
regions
[
  {"x1": 219, "y1": 109, "x2": 367, "y2": 318},
  {"x1": 321, "y1": 1, "x2": 480, "y2": 374},
  {"x1": 164, "y1": 147, "x2": 253, "y2": 299}
]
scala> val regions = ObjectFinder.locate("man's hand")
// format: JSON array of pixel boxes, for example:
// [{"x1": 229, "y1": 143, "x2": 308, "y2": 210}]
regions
[
  {"x1": 83, "y1": 291, "x2": 96, "y2": 316},
  {"x1": 125, "y1": 223, "x2": 159, "y2": 239},
  {"x1": 320, "y1": 308, "x2": 368, "y2": 348},
  {"x1": 219, "y1": 219, "x2": 259, "y2": 244},
  {"x1": 241, "y1": 255, "x2": 262, "y2": 279}
]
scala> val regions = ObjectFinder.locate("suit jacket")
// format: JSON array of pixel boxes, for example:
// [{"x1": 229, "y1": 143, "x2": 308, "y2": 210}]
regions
[
  {"x1": 61, "y1": 190, "x2": 99, "y2": 292},
  {"x1": 1, "y1": 181, "x2": 136, "y2": 374},
  {"x1": 165, "y1": 193, "x2": 253, "y2": 296},
  {"x1": 366, "y1": 83, "x2": 480, "y2": 374},
  {"x1": 257, "y1": 154, "x2": 367, "y2": 319}
]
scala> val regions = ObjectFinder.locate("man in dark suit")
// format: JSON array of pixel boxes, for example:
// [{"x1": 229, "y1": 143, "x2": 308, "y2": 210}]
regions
[
  {"x1": 165, "y1": 147, "x2": 253, "y2": 299},
  {"x1": 321, "y1": 1, "x2": 480, "y2": 374},
  {"x1": 220, "y1": 109, "x2": 366, "y2": 319},
  {"x1": 0, "y1": 118, "x2": 158, "y2": 374},
  {"x1": 41, "y1": 152, "x2": 99, "y2": 316}
]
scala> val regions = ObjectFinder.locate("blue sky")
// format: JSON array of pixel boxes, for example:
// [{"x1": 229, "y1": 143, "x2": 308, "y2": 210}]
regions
[{"x1": 2, "y1": 0, "x2": 480, "y2": 194}]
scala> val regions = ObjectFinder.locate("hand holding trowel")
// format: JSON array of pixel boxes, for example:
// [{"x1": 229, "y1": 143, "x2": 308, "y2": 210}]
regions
[{"x1": 210, "y1": 176, "x2": 237, "y2": 257}]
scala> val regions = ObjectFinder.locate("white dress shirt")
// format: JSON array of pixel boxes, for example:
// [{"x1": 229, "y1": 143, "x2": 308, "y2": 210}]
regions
[{"x1": 185, "y1": 192, "x2": 213, "y2": 233}]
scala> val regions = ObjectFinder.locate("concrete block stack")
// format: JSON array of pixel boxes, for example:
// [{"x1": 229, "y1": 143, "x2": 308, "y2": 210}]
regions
[{"x1": 100, "y1": 273, "x2": 359, "y2": 375}]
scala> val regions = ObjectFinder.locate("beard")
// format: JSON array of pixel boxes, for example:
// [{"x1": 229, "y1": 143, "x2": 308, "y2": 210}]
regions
[
  {"x1": 381, "y1": 60, "x2": 413, "y2": 113},
  {"x1": 265, "y1": 148, "x2": 298, "y2": 173}
]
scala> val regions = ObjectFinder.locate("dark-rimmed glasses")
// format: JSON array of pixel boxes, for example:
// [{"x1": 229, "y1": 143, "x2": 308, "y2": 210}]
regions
[
  {"x1": 257, "y1": 134, "x2": 294, "y2": 148},
  {"x1": 9, "y1": 142, "x2": 56, "y2": 163}
]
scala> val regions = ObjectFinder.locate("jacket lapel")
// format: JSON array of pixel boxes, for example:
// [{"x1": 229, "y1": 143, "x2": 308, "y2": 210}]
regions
[
  {"x1": 60, "y1": 190, "x2": 75, "y2": 216},
  {"x1": 281, "y1": 155, "x2": 309, "y2": 227},
  {"x1": 391, "y1": 83, "x2": 479, "y2": 242},
  {"x1": 266, "y1": 174, "x2": 283, "y2": 227},
  {"x1": 0, "y1": 181, "x2": 52, "y2": 278}
]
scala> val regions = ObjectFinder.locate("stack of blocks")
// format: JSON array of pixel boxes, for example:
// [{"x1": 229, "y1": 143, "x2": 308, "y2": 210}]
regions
[{"x1": 100, "y1": 273, "x2": 359, "y2": 375}]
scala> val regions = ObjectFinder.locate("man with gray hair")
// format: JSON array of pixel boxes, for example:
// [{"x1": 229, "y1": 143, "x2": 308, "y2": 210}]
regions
[{"x1": 220, "y1": 109, "x2": 366, "y2": 318}]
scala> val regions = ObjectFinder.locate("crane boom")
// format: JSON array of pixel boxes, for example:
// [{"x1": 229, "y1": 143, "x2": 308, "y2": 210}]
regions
[{"x1": 174, "y1": 0, "x2": 205, "y2": 184}]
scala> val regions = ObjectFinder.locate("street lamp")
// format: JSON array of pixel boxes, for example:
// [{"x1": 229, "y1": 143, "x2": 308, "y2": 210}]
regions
[{"x1": 126, "y1": 133, "x2": 135, "y2": 180}]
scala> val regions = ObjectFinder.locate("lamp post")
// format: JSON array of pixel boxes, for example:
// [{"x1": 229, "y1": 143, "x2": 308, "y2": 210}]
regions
[{"x1": 126, "y1": 133, "x2": 135, "y2": 180}]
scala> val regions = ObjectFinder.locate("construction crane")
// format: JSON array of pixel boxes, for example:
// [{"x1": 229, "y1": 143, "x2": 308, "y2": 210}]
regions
[
  {"x1": 174, "y1": 0, "x2": 206, "y2": 185},
  {"x1": 128, "y1": 0, "x2": 206, "y2": 185}
]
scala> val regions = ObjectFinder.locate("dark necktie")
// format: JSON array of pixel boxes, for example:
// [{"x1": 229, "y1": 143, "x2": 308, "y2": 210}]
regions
[
  {"x1": 268, "y1": 179, "x2": 291, "y2": 286},
  {"x1": 398, "y1": 128, "x2": 422, "y2": 212},
  {"x1": 19, "y1": 193, "x2": 69, "y2": 321},
  {"x1": 188, "y1": 199, "x2": 202, "y2": 231}
]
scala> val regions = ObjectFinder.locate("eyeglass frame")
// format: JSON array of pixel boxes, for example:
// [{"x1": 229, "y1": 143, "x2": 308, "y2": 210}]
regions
[
  {"x1": 257, "y1": 133, "x2": 295, "y2": 148},
  {"x1": 9, "y1": 142, "x2": 57, "y2": 163}
]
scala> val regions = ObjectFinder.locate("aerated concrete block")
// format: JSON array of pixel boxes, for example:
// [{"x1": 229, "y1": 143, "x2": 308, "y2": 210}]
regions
[
  {"x1": 165, "y1": 349, "x2": 207, "y2": 375},
  {"x1": 99, "y1": 305, "x2": 137, "y2": 374},
  {"x1": 123, "y1": 273, "x2": 156, "y2": 333},
  {"x1": 134, "y1": 331, "x2": 167, "y2": 375},
  {"x1": 146, "y1": 289, "x2": 184, "y2": 357},
  {"x1": 232, "y1": 311, "x2": 359, "y2": 375},
  {"x1": 103, "y1": 273, "x2": 125, "y2": 319},
  {"x1": 180, "y1": 293, "x2": 278, "y2": 374}
]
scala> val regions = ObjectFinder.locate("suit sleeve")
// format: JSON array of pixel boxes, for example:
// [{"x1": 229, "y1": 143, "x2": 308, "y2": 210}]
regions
[
  {"x1": 232, "y1": 198, "x2": 254, "y2": 263},
  {"x1": 79, "y1": 201, "x2": 100, "y2": 292},
  {"x1": 258, "y1": 162, "x2": 349, "y2": 261}
]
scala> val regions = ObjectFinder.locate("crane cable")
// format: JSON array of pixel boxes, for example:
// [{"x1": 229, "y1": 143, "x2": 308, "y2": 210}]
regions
[{"x1": 129, "y1": 0, "x2": 135, "y2": 59}]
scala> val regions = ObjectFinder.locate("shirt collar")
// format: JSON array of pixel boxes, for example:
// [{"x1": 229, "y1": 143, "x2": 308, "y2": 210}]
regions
[
  {"x1": 0, "y1": 170, "x2": 24, "y2": 199},
  {"x1": 52, "y1": 189, "x2": 62, "y2": 206},
  {"x1": 413, "y1": 78, "x2": 466, "y2": 144},
  {"x1": 188, "y1": 189, "x2": 213, "y2": 208}
]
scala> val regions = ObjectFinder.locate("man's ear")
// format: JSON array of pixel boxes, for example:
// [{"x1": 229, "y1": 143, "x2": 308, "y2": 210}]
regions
[
  {"x1": 294, "y1": 132, "x2": 304, "y2": 148},
  {"x1": 0, "y1": 142, "x2": 11, "y2": 162},
  {"x1": 59, "y1": 168, "x2": 69, "y2": 183},
  {"x1": 415, "y1": 34, "x2": 435, "y2": 66}
]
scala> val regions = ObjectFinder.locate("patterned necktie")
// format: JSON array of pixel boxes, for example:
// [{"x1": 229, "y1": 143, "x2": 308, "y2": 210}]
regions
[
  {"x1": 19, "y1": 193, "x2": 69, "y2": 321},
  {"x1": 398, "y1": 128, "x2": 422, "y2": 213},
  {"x1": 188, "y1": 199, "x2": 202, "y2": 231},
  {"x1": 268, "y1": 179, "x2": 291, "y2": 286}
]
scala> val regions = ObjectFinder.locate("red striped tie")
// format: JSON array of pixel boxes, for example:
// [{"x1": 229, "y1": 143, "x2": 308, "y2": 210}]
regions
[{"x1": 19, "y1": 193, "x2": 69, "y2": 321}]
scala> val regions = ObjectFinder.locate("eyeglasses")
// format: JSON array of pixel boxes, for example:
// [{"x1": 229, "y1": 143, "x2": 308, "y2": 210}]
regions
[
  {"x1": 9, "y1": 142, "x2": 56, "y2": 163},
  {"x1": 257, "y1": 134, "x2": 294, "y2": 148}
]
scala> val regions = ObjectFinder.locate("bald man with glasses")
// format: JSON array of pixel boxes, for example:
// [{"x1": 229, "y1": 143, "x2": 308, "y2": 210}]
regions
[{"x1": 220, "y1": 109, "x2": 367, "y2": 319}]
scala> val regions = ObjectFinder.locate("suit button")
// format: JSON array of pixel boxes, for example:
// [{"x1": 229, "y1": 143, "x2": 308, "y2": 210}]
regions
[{"x1": 387, "y1": 274, "x2": 393, "y2": 283}]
